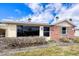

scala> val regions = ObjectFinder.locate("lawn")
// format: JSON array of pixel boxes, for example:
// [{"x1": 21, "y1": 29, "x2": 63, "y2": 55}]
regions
[
  {"x1": 15, "y1": 45, "x2": 79, "y2": 56},
  {"x1": 1, "y1": 37, "x2": 79, "y2": 56}
]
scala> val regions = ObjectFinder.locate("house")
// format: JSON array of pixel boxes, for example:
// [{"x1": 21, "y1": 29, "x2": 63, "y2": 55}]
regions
[{"x1": 0, "y1": 19, "x2": 76, "y2": 40}]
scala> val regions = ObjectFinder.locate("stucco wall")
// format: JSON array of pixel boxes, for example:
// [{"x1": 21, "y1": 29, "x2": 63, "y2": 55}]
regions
[
  {"x1": 5, "y1": 24, "x2": 17, "y2": 37},
  {"x1": 0, "y1": 24, "x2": 7, "y2": 29},
  {"x1": 56, "y1": 21, "x2": 73, "y2": 27}
]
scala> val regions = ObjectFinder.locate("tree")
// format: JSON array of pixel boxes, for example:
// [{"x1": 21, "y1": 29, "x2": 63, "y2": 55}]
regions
[{"x1": 28, "y1": 18, "x2": 32, "y2": 22}]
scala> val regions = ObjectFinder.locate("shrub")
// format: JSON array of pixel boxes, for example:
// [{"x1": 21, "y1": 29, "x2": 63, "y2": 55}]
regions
[
  {"x1": 72, "y1": 37, "x2": 79, "y2": 43},
  {"x1": 47, "y1": 39, "x2": 56, "y2": 43},
  {"x1": 2, "y1": 37, "x2": 47, "y2": 49},
  {"x1": 60, "y1": 38, "x2": 70, "y2": 43}
]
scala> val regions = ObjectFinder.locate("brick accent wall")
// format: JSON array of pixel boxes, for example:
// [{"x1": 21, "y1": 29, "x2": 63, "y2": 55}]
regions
[
  {"x1": 50, "y1": 26, "x2": 60, "y2": 40},
  {"x1": 67, "y1": 27, "x2": 75, "y2": 38},
  {"x1": 50, "y1": 25, "x2": 75, "y2": 40}
]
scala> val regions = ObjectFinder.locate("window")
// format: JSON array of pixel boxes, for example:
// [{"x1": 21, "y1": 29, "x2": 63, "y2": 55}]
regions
[
  {"x1": 17, "y1": 26, "x2": 39, "y2": 36},
  {"x1": 44, "y1": 27, "x2": 49, "y2": 36},
  {"x1": 61, "y1": 27, "x2": 67, "y2": 35}
]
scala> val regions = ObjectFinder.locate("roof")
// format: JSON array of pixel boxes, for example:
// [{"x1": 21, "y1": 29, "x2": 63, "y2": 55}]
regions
[
  {"x1": 0, "y1": 21, "x2": 50, "y2": 26},
  {"x1": 51, "y1": 19, "x2": 76, "y2": 27},
  {"x1": 0, "y1": 18, "x2": 76, "y2": 27}
]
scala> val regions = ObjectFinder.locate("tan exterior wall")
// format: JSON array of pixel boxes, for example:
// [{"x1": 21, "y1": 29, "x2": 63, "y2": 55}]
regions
[
  {"x1": 0, "y1": 24, "x2": 7, "y2": 29},
  {"x1": 0, "y1": 21, "x2": 75, "y2": 39},
  {"x1": 5, "y1": 24, "x2": 17, "y2": 37},
  {"x1": 56, "y1": 21, "x2": 73, "y2": 27}
]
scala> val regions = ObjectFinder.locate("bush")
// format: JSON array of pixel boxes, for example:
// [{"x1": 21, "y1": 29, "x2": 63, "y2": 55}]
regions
[
  {"x1": 0, "y1": 37, "x2": 47, "y2": 49},
  {"x1": 47, "y1": 39, "x2": 56, "y2": 43},
  {"x1": 73, "y1": 37, "x2": 79, "y2": 43},
  {"x1": 10, "y1": 37, "x2": 47, "y2": 48},
  {"x1": 60, "y1": 38, "x2": 70, "y2": 43}
]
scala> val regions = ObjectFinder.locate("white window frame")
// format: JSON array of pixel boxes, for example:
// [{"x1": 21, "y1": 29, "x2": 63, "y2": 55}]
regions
[{"x1": 44, "y1": 27, "x2": 50, "y2": 37}]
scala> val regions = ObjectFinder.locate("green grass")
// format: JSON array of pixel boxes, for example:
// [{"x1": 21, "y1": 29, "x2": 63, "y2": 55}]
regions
[
  {"x1": 73, "y1": 38, "x2": 79, "y2": 43},
  {"x1": 15, "y1": 45, "x2": 79, "y2": 56}
]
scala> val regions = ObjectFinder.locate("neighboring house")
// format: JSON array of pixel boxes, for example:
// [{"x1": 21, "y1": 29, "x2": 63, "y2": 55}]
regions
[{"x1": 0, "y1": 19, "x2": 76, "y2": 40}]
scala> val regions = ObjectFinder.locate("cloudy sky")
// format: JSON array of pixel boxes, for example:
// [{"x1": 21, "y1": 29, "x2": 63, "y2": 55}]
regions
[{"x1": 0, "y1": 3, "x2": 79, "y2": 26}]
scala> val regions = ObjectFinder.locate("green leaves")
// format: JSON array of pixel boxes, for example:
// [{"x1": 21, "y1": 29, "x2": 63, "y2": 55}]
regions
[{"x1": 28, "y1": 18, "x2": 31, "y2": 20}]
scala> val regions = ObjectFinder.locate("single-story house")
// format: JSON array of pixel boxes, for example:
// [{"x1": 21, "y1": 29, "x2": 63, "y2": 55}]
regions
[{"x1": 0, "y1": 19, "x2": 76, "y2": 40}]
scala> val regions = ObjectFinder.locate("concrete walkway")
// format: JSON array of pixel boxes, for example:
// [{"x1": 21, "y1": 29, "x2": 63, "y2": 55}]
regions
[
  {"x1": 0, "y1": 42, "x2": 78, "y2": 56},
  {"x1": 0, "y1": 44, "x2": 50, "y2": 56}
]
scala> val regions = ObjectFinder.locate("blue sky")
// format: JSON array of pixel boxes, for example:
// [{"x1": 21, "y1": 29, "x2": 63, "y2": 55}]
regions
[
  {"x1": 0, "y1": 3, "x2": 79, "y2": 26},
  {"x1": 0, "y1": 3, "x2": 33, "y2": 20},
  {"x1": 0, "y1": 3, "x2": 73, "y2": 19}
]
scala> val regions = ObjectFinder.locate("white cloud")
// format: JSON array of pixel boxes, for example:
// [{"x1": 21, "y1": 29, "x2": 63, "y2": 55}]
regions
[
  {"x1": 4, "y1": 3, "x2": 79, "y2": 26},
  {"x1": 27, "y1": 3, "x2": 44, "y2": 14},
  {"x1": 2, "y1": 19, "x2": 15, "y2": 21},
  {"x1": 45, "y1": 3, "x2": 54, "y2": 12},
  {"x1": 22, "y1": 3, "x2": 57, "y2": 23},
  {"x1": 1, "y1": 16, "x2": 15, "y2": 21},
  {"x1": 15, "y1": 9, "x2": 21, "y2": 14},
  {"x1": 57, "y1": 4, "x2": 79, "y2": 19},
  {"x1": 19, "y1": 12, "x2": 54, "y2": 23},
  {"x1": 31, "y1": 12, "x2": 54, "y2": 23},
  {"x1": 21, "y1": 3, "x2": 73, "y2": 23},
  {"x1": 53, "y1": 4, "x2": 79, "y2": 26},
  {"x1": 53, "y1": 3, "x2": 62, "y2": 13}
]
